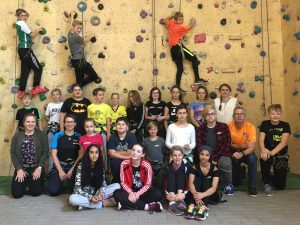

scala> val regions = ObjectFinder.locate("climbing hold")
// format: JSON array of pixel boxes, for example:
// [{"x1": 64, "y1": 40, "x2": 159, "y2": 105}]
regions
[
  {"x1": 198, "y1": 52, "x2": 207, "y2": 59},
  {"x1": 161, "y1": 85, "x2": 165, "y2": 90},
  {"x1": 12, "y1": 23, "x2": 16, "y2": 29},
  {"x1": 209, "y1": 92, "x2": 217, "y2": 99},
  {"x1": 283, "y1": 14, "x2": 290, "y2": 21},
  {"x1": 39, "y1": 28, "x2": 47, "y2": 35},
  {"x1": 294, "y1": 32, "x2": 300, "y2": 40},
  {"x1": 43, "y1": 0, "x2": 48, "y2": 3},
  {"x1": 106, "y1": 21, "x2": 111, "y2": 26},
  {"x1": 58, "y1": 36, "x2": 67, "y2": 43},
  {"x1": 12, "y1": 104, "x2": 18, "y2": 109},
  {"x1": 140, "y1": 10, "x2": 148, "y2": 19},
  {"x1": 0, "y1": 45, "x2": 7, "y2": 50},
  {"x1": 280, "y1": 4, "x2": 286, "y2": 12},
  {"x1": 292, "y1": 89, "x2": 298, "y2": 96},
  {"x1": 94, "y1": 0, "x2": 100, "y2": 2},
  {"x1": 291, "y1": 55, "x2": 298, "y2": 63},
  {"x1": 64, "y1": 11, "x2": 69, "y2": 18},
  {"x1": 123, "y1": 70, "x2": 127, "y2": 75},
  {"x1": 42, "y1": 36, "x2": 50, "y2": 44},
  {"x1": 129, "y1": 51, "x2": 135, "y2": 59},
  {"x1": 15, "y1": 79, "x2": 20, "y2": 85},
  {"x1": 51, "y1": 70, "x2": 57, "y2": 75},
  {"x1": 198, "y1": 3, "x2": 203, "y2": 9},
  {"x1": 77, "y1": 1, "x2": 87, "y2": 12},
  {"x1": 214, "y1": 3, "x2": 219, "y2": 8},
  {"x1": 0, "y1": 78, "x2": 5, "y2": 85},
  {"x1": 159, "y1": 52, "x2": 166, "y2": 59},
  {"x1": 229, "y1": 35, "x2": 242, "y2": 40},
  {"x1": 3, "y1": 138, "x2": 9, "y2": 142},
  {"x1": 214, "y1": 68, "x2": 220, "y2": 74},
  {"x1": 250, "y1": 1, "x2": 257, "y2": 9},
  {"x1": 237, "y1": 19, "x2": 241, "y2": 24},
  {"x1": 38, "y1": 0, "x2": 43, "y2": 2},
  {"x1": 97, "y1": 3, "x2": 104, "y2": 10},
  {"x1": 103, "y1": 46, "x2": 107, "y2": 50},
  {"x1": 123, "y1": 88, "x2": 128, "y2": 93},
  {"x1": 138, "y1": 86, "x2": 143, "y2": 91},
  {"x1": 222, "y1": 68, "x2": 235, "y2": 73},
  {"x1": 220, "y1": 1, "x2": 226, "y2": 9},
  {"x1": 141, "y1": 28, "x2": 146, "y2": 33},
  {"x1": 294, "y1": 131, "x2": 300, "y2": 138},
  {"x1": 260, "y1": 50, "x2": 266, "y2": 57},
  {"x1": 90, "y1": 16, "x2": 100, "y2": 26},
  {"x1": 255, "y1": 75, "x2": 264, "y2": 81},
  {"x1": 220, "y1": 18, "x2": 227, "y2": 26},
  {"x1": 11, "y1": 86, "x2": 19, "y2": 93},
  {"x1": 256, "y1": 43, "x2": 261, "y2": 48},
  {"x1": 40, "y1": 62, "x2": 45, "y2": 67},
  {"x1": 136, "y1": 35, "x2": 144, "y2": 43},
  {"x1": 237, "y1": 67, "x2": 242, "y2": 73},
  {"x1": 43, "y1": 6, "x2": 49, "y2": 12},
  {"x1": 224, "y1": 43, "x2": 231, "y2": 50},
  {"x1": 194, "y1": 33, "x2": 206, "y2": 43},
  {"x1": 47, "y1": 44, "x2": 55, "y2": 53},
  {"x1": 241, "y1": 43, "x2": 245, "y2": 48},
  {"x1": 64, "y1": 46, "x2": 69, "y2": 50},
  {"x1": 213, "y1": 35, "x2": 220, "y2": 41},
  {"x1": 152, "y1": 68, "x2": 159, "y2": 75},
  {"x1": 168, "y1": 3, "x2": 174, "y2": 8},
  {"x1": 249, "y1": 91, "x2": 256, "y2": 98},
  {"x1": 66, "y1": 85, "x2": 72, "y2": 93},
  {"x1": 236, "y1": 82, "x2": 245, "y2": 93},
  {"x1": 190, "y1": 84, "x2": 197, "y2": 92},
  {"x1": 254, "y1": 26, "x2": 262, "y2": 34},
  {"x1": 207, "y1": 67, "x2": 213, "y2": 73},
  {"x1": 39, "y1": 92, "x2": 47, "y2": 101},
  {"x1": 159, "y1": 18, "x2": 165, "y2": 25},
  {"x1": 98, "y1": 52, "x2": 105, "y2": 59},
  {"x1": 90, "y1": 36, "x2": 97, "y2": 43}
]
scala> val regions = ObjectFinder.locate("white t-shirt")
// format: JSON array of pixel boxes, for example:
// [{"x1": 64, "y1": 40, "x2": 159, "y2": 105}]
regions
[
  {"x1": 45, "y1": 102, "x2": 63, "y2": 123},
  {"x1": 165, "y1": 123, "x2": 196, "y2": 155}
]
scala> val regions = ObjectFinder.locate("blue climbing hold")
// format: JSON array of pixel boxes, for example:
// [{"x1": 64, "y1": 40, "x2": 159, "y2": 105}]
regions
[
  {"x1": 254, "y1": 26, "x2": 262, "y2": 35},
  {"x1": 249, "y1": 91, "x2": 256, "y2": 98},
  {"x1": 250, "y1": 1, "x2": 257, "y2": 9},
  {"x1": 294, "y1": 32, "x2": 300, "y2": 40},
  {"x1": 58, "y1": 36, "x2": 67, "y2": 43},
  {"x1": 77, "y1": 1, "x2": 87, "y2": 12},
  {"x1": 209, "y1": 92, "x2": 217, "y2": 99},
  {"x1": 283, "y1": 14, "x2": 290, "y2": 21},
  {"x1": 291, "y1": 55, "x2": 298, "y2": 64},
  {"x1": 260, "y1": 50, "x2": 266, "y2": 57}
]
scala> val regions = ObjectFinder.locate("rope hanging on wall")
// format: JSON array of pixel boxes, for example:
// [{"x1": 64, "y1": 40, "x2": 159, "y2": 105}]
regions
[{"x1": 152, "y1": 0, "x2": 157, "y2": 87}]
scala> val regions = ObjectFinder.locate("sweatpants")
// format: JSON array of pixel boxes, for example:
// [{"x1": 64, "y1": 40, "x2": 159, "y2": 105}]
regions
[
  {"x1": 218, "y1": 156, "x2": 232, "y2": 187},
  {"x1": 71, "y1": 59, "x2": 99, "y2": 87},
  {"x1": 113, "y1": 188, "x2": 162, "y2": 210},
  {"x1": 260, "y1": 154, "x2": 288, "y2": 190},
  {"x1": 18, "y1": 48, "x2": 43, "y2": 91},
  {"x1": 11, "y1": 167, "x2": 44, "y2": 199},
  {"x1": 68, "y1": 183, "x2": 120, "y2": 209},
  {"x1": 170, "y1": 44, "x2": 200, "y2": 86}
]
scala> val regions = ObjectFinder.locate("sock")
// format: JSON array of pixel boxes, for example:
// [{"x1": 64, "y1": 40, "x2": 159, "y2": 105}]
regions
[{"x1": 144, "y1": 204, "x2": 149, "y2": 210}]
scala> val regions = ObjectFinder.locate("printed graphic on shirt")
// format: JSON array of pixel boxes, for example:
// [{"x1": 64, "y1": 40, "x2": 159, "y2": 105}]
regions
[
  {"x1": 132, "y1": 167, "x2": 142, "y2": 191},
  {"x1": 71, "y1": 103, "x2": 88, "y2": 113}
]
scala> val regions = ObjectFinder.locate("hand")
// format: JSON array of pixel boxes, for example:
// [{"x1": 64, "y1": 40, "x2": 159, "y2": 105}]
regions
[
  {"x1": 91, "y1": 195, "x2": 99, "y2": 204},
  {"x1": 183, "y1": 144, "x2": 190, "y2": 151},
  {"x1": 98, "y1": 193, "x2": 104, "y2": 201},
  {"x1": 261, "y1": 148, "x2": 271, "y2": 161},
  {"x1": 175, "y1": 192, "x2": 185, "y2": 201},
  {"x1": 232, "y1": 152, "x2": 243, "y2": 160},
  {"x1": 15, "y1": 169, "x2": 26, "y2": 182},
  {"x1": 32, "y1": 167, "x2": 42, "y2": 180},
  {"x1": 58, "y1": 170, "x2": 67, "y2": 181},
  {"x1": 66, "y1": 168, "x2": 74, "y2": 179},
  {"x1": 240, "y1": 143, "x2": 249, "y2": 149},
  {"x1": 166, "y1": 192, "x2": 176, "y2": 201},
  {"x1": 156, "y1": 115, "x2": 163, "y2": 121},
  {"x1": 128, "y1": 192, "x2": 137, "y2": 203},
  {"x1": 196, "y1": 199, "x2": 205, "y2": 205},
  {"x1": 193, "y1": 192, "x2": 204, "y2": 202},
  {"x1": 212, "y1": 161, "x2": 217, "y2": 165}
]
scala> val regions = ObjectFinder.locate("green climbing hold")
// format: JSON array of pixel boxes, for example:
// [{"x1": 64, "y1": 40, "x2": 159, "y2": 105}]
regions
[
  {"x1": 283, "y1": 14, "x2": 290, "y2": 21},
  {"x1": 15, "y1": 79, "x2": 20, "y2": 85},
  {"x1": 12, "y1": 104, "x2": 18, "y2": 109},
  {"x1": 260, "y1": 51, "x2": 266, "y2": 57},
  {"x1": 38, "y1": 0, "x2": 43, "y2": 2},
  {"x1": 0, "y1": 103, "x2": 2, "y2": 110},
  {"x1": 39, "y1": 28, "x2": 47, "y2": 35},
  {"x1": 249, "y1": 91, "x2": 256, "y2": 98},
  {"x1": 39, "y1": 92, "x2": 47, "y2": 101},
  {"x1": 43, "y1": 6, "x2": 49, "y2": 12},
  {"x1": 40, "y1": 62, "x2": 45, "y2": 67},
  {"x1": 43, "y1": 0, "x2": 49, "y2": 3},
  {"x1": 0, "y1": 45, "x2": 7, "y2": 50}
]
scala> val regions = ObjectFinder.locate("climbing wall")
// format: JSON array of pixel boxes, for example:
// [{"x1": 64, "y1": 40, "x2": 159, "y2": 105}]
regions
[
  {"x1": 281, "y1": 0, "x2": 300, "y2": 173},
  {"x1": 0, "y1": 0, "x2": 298, "y2": 174}
]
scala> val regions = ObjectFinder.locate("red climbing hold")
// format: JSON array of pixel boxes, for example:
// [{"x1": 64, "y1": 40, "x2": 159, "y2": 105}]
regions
[{"x1": 194, "y1": 33, "x2": 206, "y2": 43}]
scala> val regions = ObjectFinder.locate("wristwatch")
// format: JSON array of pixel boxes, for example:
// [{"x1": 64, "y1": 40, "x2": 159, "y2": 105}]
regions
[{"x1": 38, "y1": 166, "x2": 42, "y2": 169}]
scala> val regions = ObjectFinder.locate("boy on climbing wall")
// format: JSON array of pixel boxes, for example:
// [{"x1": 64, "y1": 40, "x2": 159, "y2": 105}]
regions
[
  {"x1": 68, "y1": 12, "x2": 102, "y2": 87},
  {"x1": 15, "y1": 9, "x2": 48, "y2": 98},
  {"x1": 163, "y1": 12, "x2": 207, "y2": 91}
]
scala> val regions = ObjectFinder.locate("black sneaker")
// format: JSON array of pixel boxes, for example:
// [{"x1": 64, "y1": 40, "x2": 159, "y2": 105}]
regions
[
  {"x1": 248, "y1": 187, "x2": 257, "y2": 197},
  {"x1": 168, "y1": 203, "x2": 184, "y2": 216},
  {"x1": 95, "y1": 77, "x2": 102, "y2": 84},
  {"x1": 148, "y1": 202, "x2": 163, "y2": 212}
]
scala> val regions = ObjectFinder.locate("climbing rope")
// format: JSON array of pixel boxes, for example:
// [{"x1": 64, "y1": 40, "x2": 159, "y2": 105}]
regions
[
  {"x1": 152, "y1": 0, "x2": 157, "y2": 87},
  {"x1": 179, "y1": 0, "x2": 182, "y2": 12}
]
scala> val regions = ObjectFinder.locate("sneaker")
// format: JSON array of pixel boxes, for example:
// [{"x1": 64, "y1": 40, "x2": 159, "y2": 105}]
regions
[
  {"x1": 195, "y1": 79, "x2": 208, "y2": 84},
  {"x1": 77, "y1": 206, "x2": 84, "y2": 211},
  {"x1": 168, "y1": 203, "x2": 184, "y2": 216},
  {"x1": 17, "y1": 91, "x2": 25, "y2": 98},
  {"x1": 95, "y1": 77, "x2": 102, "y2": 84},
  {"x1": 224, "y1": 184, "x2": 234, "y2": 196},
  {"x1": 249, "y1": 187, "x2": 257, "y2": 197},
  {"x1": 194, "y1": 205, "x2": 208, "y2": 221},
  {"x1": 31, "y1": 86, "x2": 49, "y2": 95},
  {"x1": 180, "y1": 88, "x2": 187, "y2": 93},
  {"x1": 184, "y1": 204, "x2": 196, "y2": 220},
  {"x1": 176, "y1": 200, "x2": 187, "y2": 211},
  {"x1": 118, "y1": 202, "x2": 127, "y2": 211},
  {"x1": 264, "y1": 184, "x2": 273, "y2": 197},
  {"x1": 148, "y1": 202, "x2": 163, "y2": 212}
]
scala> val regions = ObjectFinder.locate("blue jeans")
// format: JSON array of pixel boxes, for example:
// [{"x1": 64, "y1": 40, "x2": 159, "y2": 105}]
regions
[{"x1": 232, "y1": 152, "x2": 257, "y2": 188}]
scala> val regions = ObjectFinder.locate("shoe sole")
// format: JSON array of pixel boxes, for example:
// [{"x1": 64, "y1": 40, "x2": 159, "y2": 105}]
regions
[
  {"x1": 167, "y1": 208, "x2": 184, "y2": 216},
  {"x1": 225, "y1": 193, "x2": 234, "y2": 196},
  {"x1": 184, "y1": 215, "x2": 195, "y2": 220},
  {"x1": 264, "y1": 193, "x2": 273, "y2": 197}
]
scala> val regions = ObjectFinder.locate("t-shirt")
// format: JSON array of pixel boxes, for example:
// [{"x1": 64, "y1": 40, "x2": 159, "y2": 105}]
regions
[
  {"x1": 126, "y1": 104, "x2": 145, "y2": 130},
  {"x1": 166, "y1": 102, "x2": 183, "y2": 124},
  {"x1": 87, "y1": 103, "x2": 111, "y2": 133},
  {"x1": 206, "y1": 127, "x2": 216, "y2": 153},
  {"x1": 144, "y1": 137, "x2": 165, "y2": 168},
  {"x1": 166, "y1": 19, "x2": 191, "y2": 46},
  {"x1": 15, "y1": 106, "x2": 42, "y2": 128},
  {"x1": 16, "y1": 20, "x2": 32, "y2": 48},
  {"x1": 109, "y1": 105, "x2": 127, "y2": 131},
  {"x1": 189, "y1": 101, "x2": 208, "y2": 125},
  {"x1": 51, "y1": 131, "x2": 81, "y2": 162},
  {"x1": 132, "y1": 166, "x2": 142, "y2": 192},
  {"x1": 145, "y1": 101, "x2": 166, "y2": 117},
  {"x1": 259, "y1": 120, "x2": 291, "y2": 154},
  {"x1": 45, "y1": 102, "x2": 63, "y2": 123},
  {"x1": 79, "y1": 134, "x2": 103, "y2": 155},
  {"x1": 68, "y1": 31, "x2": 84, "y2": 59},
  {"x1": 61, "y1": 97, "x2": 91, "y2": 135},
  {"x1": 228, "y1": 121, "x2": 256, "y2": 145},
  {"x1": 108, "y1": 132, "x2": 137, "y2": 152},
  {"x1": 21, "y1": 135, "x2": 35, "y2": 165}
]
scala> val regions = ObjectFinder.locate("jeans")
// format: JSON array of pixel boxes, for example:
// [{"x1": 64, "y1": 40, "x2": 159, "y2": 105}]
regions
[{"x1": 232, "y1": 152, "x2": 257, "y2": 188}]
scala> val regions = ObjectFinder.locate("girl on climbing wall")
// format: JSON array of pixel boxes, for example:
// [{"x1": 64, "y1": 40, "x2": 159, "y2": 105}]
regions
[
  {"x1": 68, "y1": 12, "x2": 102, "y2": 87},
  {"x1": 214, "y1": 83, "x2": 239, "y2": 124},
  {"x1": 15, "y1": 8, "x2": 48, "y2": 98}
]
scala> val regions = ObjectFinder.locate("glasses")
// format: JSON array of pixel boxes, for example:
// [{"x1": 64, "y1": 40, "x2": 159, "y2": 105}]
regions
[{"x1": 206, "y1": 113, "x2": 216, "y2": 117}]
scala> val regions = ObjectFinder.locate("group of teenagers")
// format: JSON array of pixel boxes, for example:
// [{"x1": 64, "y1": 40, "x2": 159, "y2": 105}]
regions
[
  {"x1": 11, "y1": 81, "x2": 291, "y2": 221},
  {"x1": 12, "y1": 7, "x2": 291, "y2": 222}
]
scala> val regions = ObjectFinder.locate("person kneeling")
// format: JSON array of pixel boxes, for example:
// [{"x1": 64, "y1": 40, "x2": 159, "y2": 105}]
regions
[
  {"x1": 185, "y1": 145, "x2": 221, "y2": 221},
  {"x1": 113, "y1": 144, "x2": 163, "y2": 212},
  {"x1": 68, "y1": 144, "x2": 120, "y2": 210}
]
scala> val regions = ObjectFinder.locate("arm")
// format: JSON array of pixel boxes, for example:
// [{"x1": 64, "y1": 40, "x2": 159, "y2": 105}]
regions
[
  {"x1": 13, "y1": 121, "x2": 18, "y2": 136},
  {"x1": 270, "y1": 133, "x2": 290, "y2": 156},
  {"x1": 189, "y1": 108, "x2": 200, "y2": 128},
  {"x1": 214, "y1": 124, "x2": 231, "y2": 162},
  {"x1": 188, "y1": 126, "x2": 196, "y2": 151},
  {"x1": 164, "y1": 107, "x2": 170, "y2": 130},
  {"x1": 120, "y1": 161, "x2": 133, "y2": 193},
  {"x1": 37, "y1": 131, "x2": 49, "y2": 167},
  {"x1": 106, "y1": 117, "x2": 111, "y2": 140},
  {"x1": 108, "y1": 149, "x2": 132, "y2": 160},
  {"x1": 37, "y1": 120, "x2": 43, "y2": 131},
  {"x1": 10, "y1": 134, "x2": 22, "y2": 171},
  {"x1": 145, "y1": 106, "x2": 155, "y2": 121},
  {"x1": 59, "y1": 112, "x2": 66, "y2": 131},
  {"x1": 165, "y1": 125, "x2": 173, "y2": 149},
  {"x1": 52, "y1": 149, "x2": 66, "y2": 181},
  {"x1": 189, "y1": 18, "x2": 196, "y2": 30}
]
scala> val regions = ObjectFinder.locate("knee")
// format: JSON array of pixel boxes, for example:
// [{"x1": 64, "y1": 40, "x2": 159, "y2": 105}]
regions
[
  {"x1": 247, "y1": 153, "x2": 257, "y2": 163},
  {"x1": 11, "y1": 190, "x2": 24, "y2": 199},
  {"x1": 219, "y1": 157, "x2": 232, "y2": 170},
  {"x1": 192, "y1": 58, "x2": 200, "y2": 66},
  {"x1": 31, "y1": 189, "x2": 42, "y2": 197},
  {"x1": 48, "y1": 185, "x2": 61, "y2": 196},
  {"x1": 68, "y1": 194, "x2": 79, "y2": 206}
]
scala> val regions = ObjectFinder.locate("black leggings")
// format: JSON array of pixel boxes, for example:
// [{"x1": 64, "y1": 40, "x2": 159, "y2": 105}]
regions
[
  {"x1": 171, "y1": 44, "x2": 200, "y2": 86},
  {"x1": 166, "y1": 167, "x2": 186, "y2": 193},
  {"x1": 185, "y1": 176, "x2": 220, "y2": 205},
  {"x1": 260, "y1": 154, "x2": 288, "y2": 190},
  {"x1": 113, "y1": 188, "x2": 162, "y2": 210},
  {"x1": 71, "y1": 59, "x2": 99, "y2": 87},
  {"x1": 18, "y1": 48, "x2": 43, "y2": 91},
  {"x1": 11, "y1": 168, "x2": 44, "y2": 199}
]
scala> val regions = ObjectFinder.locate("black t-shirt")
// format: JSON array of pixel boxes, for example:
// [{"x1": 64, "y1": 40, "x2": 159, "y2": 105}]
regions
[
  {"x1": 206, "y1": 127, "x2": 216, "y2": 153},
  {"x1": 61, "y1": 97, "x2": 91, "y2": 135},
  {"x1": 16, "y1": 106, "x2": 42, "y2": 128},
  {"x1": 132, "y1": 166, "x2": 142, "y2": 192},
  {"x1": 166, "y1": 102, "x2": 183, "y2": 124},
  {"x1": 107, "y1": 132, "x2": 137, "y2": 151},
  {"x1": 145, "y1": 101, "x2": 166, "y2": 117},
  {"x1": 259, "y1": 120, "x2": 291, "y2": 154},
  {"x1": 126, "y1": 104, "x2": 145, "y2": 130}
]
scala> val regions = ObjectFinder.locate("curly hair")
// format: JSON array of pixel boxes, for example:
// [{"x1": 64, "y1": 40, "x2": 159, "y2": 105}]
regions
[{"x1": 81, "y1": 144, "x2": 104, "y2": 190}]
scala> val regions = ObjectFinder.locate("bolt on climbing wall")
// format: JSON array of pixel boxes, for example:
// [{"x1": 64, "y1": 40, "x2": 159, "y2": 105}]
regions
[{"x1": 0, "y1": 0, "x2": 298, "y2": 174}]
